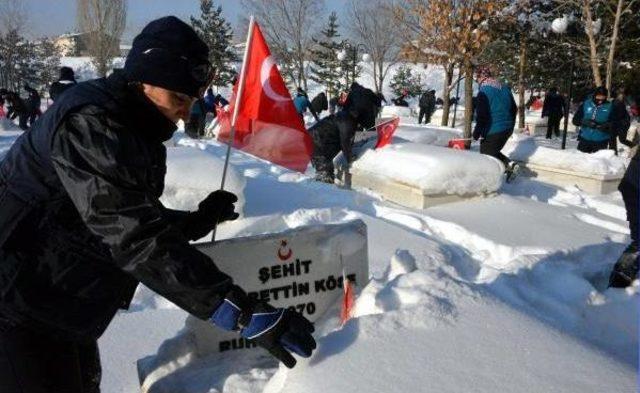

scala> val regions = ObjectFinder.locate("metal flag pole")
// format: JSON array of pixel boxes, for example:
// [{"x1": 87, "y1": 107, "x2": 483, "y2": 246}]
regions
[{"x1": 211, "y1": 16, "x2": 255, "y2": 242}]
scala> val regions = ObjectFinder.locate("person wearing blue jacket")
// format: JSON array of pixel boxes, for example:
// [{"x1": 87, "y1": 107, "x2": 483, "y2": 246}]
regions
[
  {"x1": 293, "y1": 88, "x2": 319, "y2": 122},
  {"x1": 473, "y1": 65, "x2": 519, "y2": 181},
  {"x1": 572, "y1": 86, "x2": 627, "y2": 154}
]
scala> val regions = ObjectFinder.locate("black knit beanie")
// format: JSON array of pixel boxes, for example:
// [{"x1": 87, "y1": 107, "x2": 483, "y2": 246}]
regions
[{"x1": 125, "y1": 16, "x2": 210, "y2": 97}]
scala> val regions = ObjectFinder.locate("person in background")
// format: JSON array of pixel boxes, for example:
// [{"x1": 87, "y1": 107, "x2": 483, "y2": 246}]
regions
[
  {"x1": 542, "y1": 86, "x2": 566, "y2": 139},
  {"x1": 473, "y1": 64, "x2": 519, "y2": 182},
  {"x1": 4, "y1": 91, "x2": 28, "y2": 130},
  {"x1": 0, "y1": 16, "x2": 315, "y2": 392},
  {"x1": 23, "y1": 84, "x2": 41, "y2": 127},
  {"x1": 418, "y1": 89, "x2": 436, "y2": 124},
  {"x1": 311, "y1": 91, "x2": 328, "y2": 118},
  {"x1": 572, "y1": 86, "x2": 626, "y2": 154},
  {"x1": 49, "y1": 66, "x2": 78, "y2": 102},
  {"x1": 609, "y1": 86, "x2": 632, "y2": 155},
  {"x1": 293, "y1": 88, "x2": 319, "y2": 122},
  {"x1": 308, "y1": 83, "x2": 380, "y2": 183},
  {"x1": 392, "y1": 89, "x2": 409, "y2": 107}
]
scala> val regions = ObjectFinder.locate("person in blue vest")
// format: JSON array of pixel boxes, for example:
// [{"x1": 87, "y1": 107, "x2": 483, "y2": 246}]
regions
[
  {"x1": 473, "y1": 65, "x2": 519, "y2": 182},
  {"x1": 0, "y1": 16, "x2": 315, "y2": 392},
  {"x1": 293, "y1": 88, "x2": 319, "y2": 122},
  {"x1": 572, "y1": 86, "x2": 621, "y2": 153}
]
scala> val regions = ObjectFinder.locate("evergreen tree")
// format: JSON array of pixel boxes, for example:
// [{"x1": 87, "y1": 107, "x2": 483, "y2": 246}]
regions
[
  {"x1": 309, "y1": 12, "x2": 343, "y2": 98},
  {"x1": 389, "y1": 65, "x2": 422, "y2": 97},
  {"x1": 191, "y1": 0, "x2": 238, "y2": 87},
  {"x1": 339, "y1": 41, "x2": 363, "y2": 89}
]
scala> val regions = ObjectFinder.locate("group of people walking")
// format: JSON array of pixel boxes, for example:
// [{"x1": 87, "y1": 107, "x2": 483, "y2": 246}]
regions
[{"x1": 0, "y1": 66, "x2": 77, "y2": 130}]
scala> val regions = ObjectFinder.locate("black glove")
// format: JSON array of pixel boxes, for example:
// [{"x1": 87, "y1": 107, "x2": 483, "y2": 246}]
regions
[
  {"x1": 183, "y1": 190, "x2": 239, "y2": 240},
  {"x1": 583, "y1": 119, "x2": 599, "y2": 129},
  {"x1": 595, "y1": 122, "x2": 612, "y2": 132}
]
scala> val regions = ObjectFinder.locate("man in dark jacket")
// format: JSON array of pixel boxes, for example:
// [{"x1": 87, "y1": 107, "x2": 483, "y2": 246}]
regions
[
  {"x1": 49, "y1": 66, "x2": 78, "y2": 102},
  {"x1": 542, "y1": 87, "x2": 566, "y2": 139},
  {"x1": 4, "y1": 91, "x2": 28, "y2": 130},
  {"x1": 311, "y1": 92, "x2": 328, "y2": 117},
  {"x1": 473, "y1": 65, "x2": 519, "y2": 182},
  {"x1": 23, "y1": 84, "x2": 41, "y2": 127},
  {"x1": 308, "y1": 83, "x2": 379, "y2": 183},
  {"x1": 0, "y1": 16, "x2": 315, "y2": 392},
  {"x1": 572, "y1": 86, "x2": 626, "y2": 154},
  {"x1": 418, "y1": 90, "x2": 436, "y2": 124}
]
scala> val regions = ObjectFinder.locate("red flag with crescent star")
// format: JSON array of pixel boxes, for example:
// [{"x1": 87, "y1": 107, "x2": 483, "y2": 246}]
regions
[{"x1": 217, "y1": 21, "x2": 313, "y2": 173}]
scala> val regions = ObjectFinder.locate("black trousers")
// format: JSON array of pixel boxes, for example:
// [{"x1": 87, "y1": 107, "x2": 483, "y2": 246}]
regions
[
  {"x1": 545, "y1": 114, "x2": 562, "y2": 138},
  {"x1": 0, "y1": 319, "x2": 101, "y2": 393},
  {"x1": 619, "y1": 158, "x2": 639, "y2": 246},
  {"x1": 480, "y1": 131, "x2": 512, "y2": 167},
  {"x1": 312, "y1": 148, "x2": 339, "y2": 183},
  {"x1": 418, "y1": 108, "x2": 432, "y2": 124},
  {"x1": 577, "y1": 139, "x2": 609, "y2": 154}
]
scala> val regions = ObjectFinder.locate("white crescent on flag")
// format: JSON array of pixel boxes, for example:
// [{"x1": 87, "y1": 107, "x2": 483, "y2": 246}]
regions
[{"x1": 260, "y1": 56, "x2": 290, "y2": 102}]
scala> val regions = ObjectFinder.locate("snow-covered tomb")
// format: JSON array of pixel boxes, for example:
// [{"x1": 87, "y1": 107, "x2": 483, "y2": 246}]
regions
[
  {"x1": 504, "y1": 136, "x2": 626, "y2": 194},
  {"x1": 350, "y1": 143, "x2": 503, "y2": 209}
]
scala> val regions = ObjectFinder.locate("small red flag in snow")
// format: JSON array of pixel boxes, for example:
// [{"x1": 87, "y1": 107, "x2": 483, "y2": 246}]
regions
[
  {"x1": 340, "y1": 272, "x2": 356, "y2": 325},
  {"x1": 217, "y1": 20, "x2": 313, "y2": 172},
  {"x1": 374, "y1": 116, "x2": 400, "y2": 149}
]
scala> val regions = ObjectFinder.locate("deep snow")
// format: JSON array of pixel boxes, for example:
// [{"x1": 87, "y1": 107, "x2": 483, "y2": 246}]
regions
[{"x1": 92, "y1": 132, "x2": 636, "y2": 393}]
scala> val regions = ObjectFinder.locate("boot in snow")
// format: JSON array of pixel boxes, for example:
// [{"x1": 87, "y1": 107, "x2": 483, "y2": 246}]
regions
[
  {"x1": 608, "y1": 244, "x2": 639, "y2": 288},
  {"x1": 505, "y1": 162, "x2": 521, "y2": 183}
]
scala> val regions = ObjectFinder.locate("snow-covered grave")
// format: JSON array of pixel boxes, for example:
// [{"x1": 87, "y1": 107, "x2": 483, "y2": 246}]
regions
[
  {"x1": 503, "y1": 135, "x2": 627, "y2": 194},
  {"x1": 350, "y1": 142, "x2": 503, "y2": 209},
  {"x1": 138, "y1": 220, "x2": 368, "y2": 390},
  {"x1": 394, "y1": 124, "x2": 463, "y2": 147},
  {"x1": 380, "y1": 105, "x2": 416, "y2": 124},
  {"x1": 517, "y1": 109, "x2": 578, "y2": 135}
]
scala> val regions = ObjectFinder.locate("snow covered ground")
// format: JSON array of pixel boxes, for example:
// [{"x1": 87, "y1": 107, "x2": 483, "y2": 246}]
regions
[
  {"x1": 96, "y1": 133, "x2": 634, "y2": 392},
  {"x1": 1, "y1": 109, "x2": 636, "y2": 393}
]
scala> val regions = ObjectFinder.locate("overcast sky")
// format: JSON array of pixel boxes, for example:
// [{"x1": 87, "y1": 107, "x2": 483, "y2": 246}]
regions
[{"x1": 23, "y1": 0, "x2": 347, "y2": 42}]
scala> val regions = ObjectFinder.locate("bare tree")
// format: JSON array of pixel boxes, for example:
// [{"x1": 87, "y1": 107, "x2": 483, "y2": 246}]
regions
[
  {"x1": 241, "y1": 0, "x2": 325, "y2": 90},
  {"x1": 77, "y1": 0, "x2": 127, "y2": 77},
  {"x1": 348, "y1": 0, "x2": 400, "y2": 93},
  {"x1": 0, "y1": 0, "x2": 28, "y2": 34}
]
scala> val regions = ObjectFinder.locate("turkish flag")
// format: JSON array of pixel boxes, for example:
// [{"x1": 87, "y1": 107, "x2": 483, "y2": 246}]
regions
[
  {"x1": 217, "y1": 21, "x2": 313, "y2": 173},
  {"x1": 374, "y1": 116, "x2": 400, "y2": 149}
]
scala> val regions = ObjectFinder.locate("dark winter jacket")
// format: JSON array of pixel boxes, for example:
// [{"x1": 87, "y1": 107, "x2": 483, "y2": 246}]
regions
[
  {"x1": 572, "y1": 97, "x2": 627, "y2": 143},
  {"x1": 392, "y1": 97, "x2": 409, "y2": 107},
  {"x1": 24, "y1": 85, "x2": 41, "y2": 114},
  {"x1": 0, "y1": 70, "x2": 234, "y2": 341},
  {"x1": 49, "y1": 80, "x2": 77, "y2": 102},
  {"x1": 419, "y1": 92, "x2": 435, "y2": 112},
  {"x1": 308, "y1": 111, "x2": 359, "y2": 162},
  {"x1": 473, "y1": 79, "x2": 517, "y2": 139},
  {"x1": 542, "y1": 92, "x2": 566, "y2": 118},
  {"x1": 309, "y1": 84, "x2": 380, "y2": 162},
  {"x1": 311, "y1": 92, "x2": 328, "y2": 115}
]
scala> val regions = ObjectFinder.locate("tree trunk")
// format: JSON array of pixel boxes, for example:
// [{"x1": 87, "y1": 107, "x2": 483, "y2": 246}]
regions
[
  {"x1": 463, "y1": 61, "x2": 474, "y2": 145},
  {"x1": 583, "y1": 1, "x2": 603, "y2": 86},
  {"x1": 606, "y1": 0, "x2": 624, "y2": 92},
  {"x1": 441, "y1": 63, "x2": 454, "y2": 127},
  {"x1": 517, "y1": 41, "x2": 527, "y2": 129}
]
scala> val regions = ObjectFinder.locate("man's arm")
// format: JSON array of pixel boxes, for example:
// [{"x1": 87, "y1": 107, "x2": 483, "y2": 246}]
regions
[
  {"x1": 473, "y1": 92, "x2": 491, "y2": 139},
  {"x1": 50, "y1": 107, "x2": 234, "y2": 320}
]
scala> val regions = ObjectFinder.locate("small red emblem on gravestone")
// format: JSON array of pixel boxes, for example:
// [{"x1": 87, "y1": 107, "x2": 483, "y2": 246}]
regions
[{"x1": 277, "y1": 240, "x2": 292, "y2": 261}]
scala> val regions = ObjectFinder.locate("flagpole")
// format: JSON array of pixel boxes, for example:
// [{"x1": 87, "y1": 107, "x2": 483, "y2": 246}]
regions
[{"x1": 211, "y1": 15, "x2": 255, "y2": 242}]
